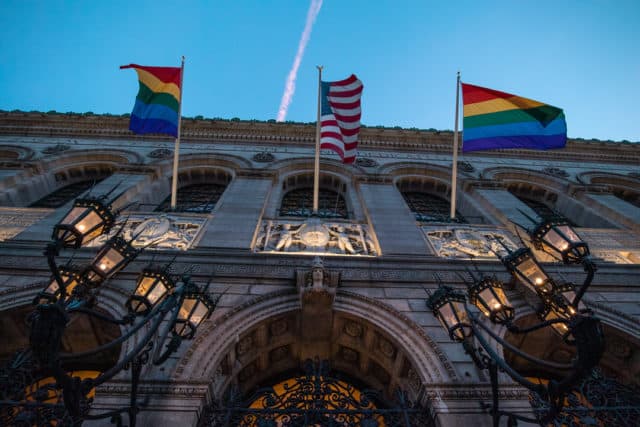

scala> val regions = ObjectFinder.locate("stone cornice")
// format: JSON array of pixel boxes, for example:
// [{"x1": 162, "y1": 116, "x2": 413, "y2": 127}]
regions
[{"x1": 1, "y1": 111, "x2": 638, "y2": 164}]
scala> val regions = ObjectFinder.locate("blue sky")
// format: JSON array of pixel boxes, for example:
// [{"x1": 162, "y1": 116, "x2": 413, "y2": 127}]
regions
[{"x1": 1, "y1": 1, "x2": 638, "y2": 142}]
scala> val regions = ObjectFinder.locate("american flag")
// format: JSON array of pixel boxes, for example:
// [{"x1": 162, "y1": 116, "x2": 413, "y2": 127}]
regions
[{"x1": 320, "y1": 74, "x2": 364, "y2": 164}]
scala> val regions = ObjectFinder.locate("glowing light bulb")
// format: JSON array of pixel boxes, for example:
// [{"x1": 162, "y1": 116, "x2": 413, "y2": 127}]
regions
[
  {"x1": 493, "y1": 302, "x2": 502, "y2": 309},
  {"x1": 535, "y1": 277, "x2": 544, "y2": 285},
  {"x1": 99, "y1": 262, "x2": 108, "y2": 271},
  {"x1": 77, "y1": 224, "x2": 86, "y2": 232}
]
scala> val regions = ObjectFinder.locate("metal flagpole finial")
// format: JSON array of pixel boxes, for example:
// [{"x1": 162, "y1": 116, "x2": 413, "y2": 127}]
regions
[{"x1": 317, "y1": 65, "x2": 323, "y2": 71}]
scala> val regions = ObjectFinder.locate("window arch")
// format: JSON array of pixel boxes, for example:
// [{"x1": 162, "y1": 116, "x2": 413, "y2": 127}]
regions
[
  {"x1": 395, "y1": 178, "x2": 467, "y2": 223},
  {"x1": 155, "y1": 168, "x2": 231, "y2": 213},
  {"x1": 30, "y1": 180, "x2": 98, "y2": 208},
  {"x1": 156, "y1": 183, "x2": 227, "y2": 213},
  {"x1": 507, "y1": 184, "x2": 575, "y2": 225},
  {"x1": 400, "y1": 191, "x2": 466, "y2": 223},
  {"x1": 279, "y1": 173, "x2": 349, "y2": 219}
]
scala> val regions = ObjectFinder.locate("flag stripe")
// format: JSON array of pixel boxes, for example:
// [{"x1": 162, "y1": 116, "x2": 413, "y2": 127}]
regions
[
  {"x1": 131, "y1": 100, "x2": 179, "y2": 126},
  {"x1": 461, "y1": 83, "x2": 516, "y2": 104},
  {"x1": 137, "y1": 83, "x2": 180, "y2": 112},
  {"x1": 129, "y1": 116, "x2": 178, "y2": 137},
  {"x1": 120, "y1": 64, "x2": 181, "y2": 86},
  {"x1": 464, "y1": 117, "x2": 566, "y2": 140},
  {"x1": 463, "y1": 96, "x2": 546, "y2": 117},
  {"x1": 463, "y1": 134, "x2": 567, "y2": 152},
  {"x1": 464, "y1": 107, "x2": 564, "y2": 129}
]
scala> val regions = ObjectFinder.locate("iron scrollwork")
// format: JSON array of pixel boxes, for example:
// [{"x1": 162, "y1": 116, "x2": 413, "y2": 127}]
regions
[{"x1": 199, "y1": 359, "x2": 434, "y2": 427}]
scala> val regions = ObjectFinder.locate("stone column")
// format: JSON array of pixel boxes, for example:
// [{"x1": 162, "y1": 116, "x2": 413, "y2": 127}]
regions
[
  {"x1": 358, "y1": 180, "x2": 430, "y2": 256},
  {"x1": 472, "y1": 186, "x2": 539, "y2": 227},
  {"x1": 196, "y1": 173, "x2": 273, "y2": 249}
]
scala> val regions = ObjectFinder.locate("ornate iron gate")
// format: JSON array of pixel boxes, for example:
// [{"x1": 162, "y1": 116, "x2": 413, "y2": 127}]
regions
[
  {"x1": 199, "y1": 359, "x2": 434, "y2": 427},
  {"x1": 530, "y1": 369, "x2": 640, "y2": 427}
]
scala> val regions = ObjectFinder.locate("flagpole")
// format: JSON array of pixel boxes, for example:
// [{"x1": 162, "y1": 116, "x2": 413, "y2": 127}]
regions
[
  {"x1": 170, "y1": 56, "x2": 186, "y2": 210},
  {"x1": 313, "y1": 65, "x2": 323, "y2": 214},
  {"x1": 450, "y1": 71, "x2": 461, "y2": 220}
]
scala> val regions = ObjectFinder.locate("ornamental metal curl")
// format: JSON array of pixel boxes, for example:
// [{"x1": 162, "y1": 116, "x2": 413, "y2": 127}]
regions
[{"x1": 199, "y1": 359, "x2": 434, "y2": 427}]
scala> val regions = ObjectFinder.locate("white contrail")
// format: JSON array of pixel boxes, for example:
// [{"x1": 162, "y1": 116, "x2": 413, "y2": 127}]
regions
[{"x1": 276, "y1": 0, "x2": 323, "y2": 122}]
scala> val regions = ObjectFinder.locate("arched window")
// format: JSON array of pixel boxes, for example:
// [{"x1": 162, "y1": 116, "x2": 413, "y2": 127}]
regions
[
  {"x1": 400, "y1": 191, "x2": 466, "y2": 223},
  {"x1": 279, "y1": 187, "x2": 348, "y2": 219},
  {"x1": 506, "y1": 183, "x2": 577, "y2": 226},
  {"x1": 30, "y1": 180, "x2": 99, "y2": 208},
  {"x1": 279, "y1": 173, "x2": 349, "y2": 219},
  {"x1": 155, "y1": 183, "x2": 227, "y2": 213}
]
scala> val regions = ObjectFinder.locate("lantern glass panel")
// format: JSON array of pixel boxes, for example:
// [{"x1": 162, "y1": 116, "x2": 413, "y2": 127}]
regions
[
  {"x1": 135, "y1": 276, "x2": 155, "y2": 297},
  {"x1": 60, "y1": 207, "x2": 86, "y2": 227},
  {"x1": 516, "y1": 257, "x2": 550, "y2": 289},
  {"x1": 543, "y1": 228, "x2": 570, "y2": 252},
  {"x1": 147, "y1": 280, "x2": 168, "y2": 305},
  {"x1": 479, "y1": 287, "x2": 505, "y2": 313},
  {"x1": 189, "y1": 300, "x2": 209, "y2": 328},
  {"x1": 557, "y1": 225, "x2": 580, "y2": 243},
  {"x1": 178, "y1": 298, "x2": 197, "y2": 322},
  {"x1": 95, "y1": 249, "x2": 124, "y2": 275}
]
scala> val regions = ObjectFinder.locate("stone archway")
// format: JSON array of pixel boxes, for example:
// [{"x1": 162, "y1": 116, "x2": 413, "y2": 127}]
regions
[{"x1": 175, "y1": 288, "x2": 457, "y2": 408}]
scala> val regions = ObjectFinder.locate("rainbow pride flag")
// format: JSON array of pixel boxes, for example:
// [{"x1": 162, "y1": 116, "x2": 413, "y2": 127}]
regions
[
  {"x1": 461, "y1": 83, "x2": 566, "y2": 152},
  {"x1": 120, "y1": 64, "x2": 182, "y2": 137}
]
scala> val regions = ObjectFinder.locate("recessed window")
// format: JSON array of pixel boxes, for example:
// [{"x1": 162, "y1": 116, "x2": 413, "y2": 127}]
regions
[
  {"x1": 30, "y1": 180, "x2": 99, "y2": 208},
  {"x1": 155, "y1": 183, "x2": 226, "y2": 213},
  {"x1": 401, "y1": 192, "x2": 466, "y2": 223},
  {"x1": 280, "y1": 187, "x2": 348, "y2": 219}
]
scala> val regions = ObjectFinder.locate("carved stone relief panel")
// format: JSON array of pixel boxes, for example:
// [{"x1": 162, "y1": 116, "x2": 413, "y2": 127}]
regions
[
  {"x1": 0, "y1": 208, "x2": 52, "y2": 242},
  {"x1": 254, "y1": 219, "x2": 379, "y2": 256},
  {"x1": 422, "y1": 226, "x2": 519, "y2": 259},
  {"x1": 85, "y1": 213, "x2": 207, "y2": 250}
]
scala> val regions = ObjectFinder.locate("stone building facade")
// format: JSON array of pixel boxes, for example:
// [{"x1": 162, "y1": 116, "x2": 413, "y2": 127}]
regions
[{"x1": 0, "y1": 111, "x2": 639, "y2": 426}]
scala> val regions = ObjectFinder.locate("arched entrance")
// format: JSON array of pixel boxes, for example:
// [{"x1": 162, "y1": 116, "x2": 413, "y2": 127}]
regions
[{"x1": 175, "y1": 287, "x2": 456, "y2": 426}]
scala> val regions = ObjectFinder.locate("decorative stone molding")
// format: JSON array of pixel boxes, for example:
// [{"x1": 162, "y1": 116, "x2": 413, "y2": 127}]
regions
[
  {"x1": 457, "y1": 160, "x2": 475, "y2": 173},
  {"x1": 0, "y1": 208, "x2": 52, "y2": 242},
  {"x1": 254, "y1": 219, "x2": 379, "y2": 256},
  {"x1": 355, "y1": 157, "x2": 379, "y2": 168},
  {"x1": 252, "y1": 151, "x2": 275, "y2": 163},
  {"x1": 422, "y1": 226, "x2": 519, "y2": 259},
  {"x1": 147, "y1": 148, "x2": 173, "y2": 159},
  {"x1": 42, "y1": 143, "x2": 71, "y2": 155},
  {"x1": 85, "y1": 213, "x2": 207, "y2": 250},
  {"x1": 542, "y1": 167, "x2": 569, "y2": 178}
]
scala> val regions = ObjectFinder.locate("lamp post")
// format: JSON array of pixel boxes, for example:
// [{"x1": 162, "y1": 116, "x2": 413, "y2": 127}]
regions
[
  {"x1": 427, "y1": 223, "x2": 603, "y2": 426},
  {"x1": 0, "y1": 193, "x2": 222, "y2": 427}
]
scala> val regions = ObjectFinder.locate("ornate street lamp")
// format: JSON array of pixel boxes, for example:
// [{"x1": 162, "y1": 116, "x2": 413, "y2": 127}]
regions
[
  {"x1": 84, "y1": 235, "x2": 139, "y2": 285},
  {"x1": 52, "y1": 197, "x2": 115, "y2": 249},
  {"x1": 427, "y1": 229, "x2": 603, "y2": 426},
  {"x1": 0, "y1": 194, "x2": 223, "y2": 427},
  {"x1": 126, "y1": 265, "x2": 176, "y2": 315},
  {"x1": 467, "y1": 275, "x2": 514, "y2": 324},
  {"x1": 530, "y1": 220, "x2": 589, "y2": 264},
  {"x1": 426, "y1": 286, "x2": 471, "y2": 342},
  {"x1": 173, "y1": 277, "x2": 217, "y2": 339},
  {"x1": 502, "y1": 247, "x2": 555, "y2": 294}
]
